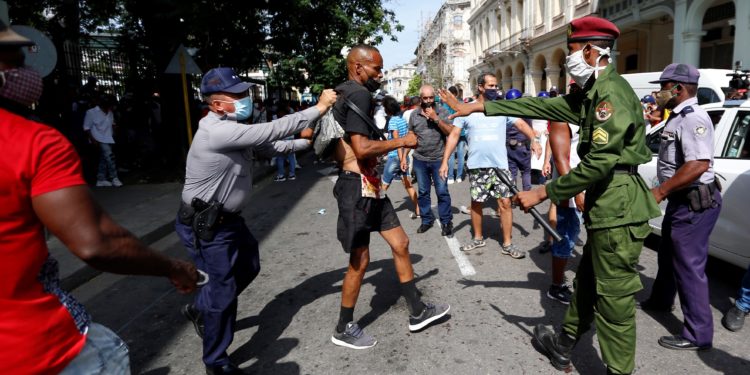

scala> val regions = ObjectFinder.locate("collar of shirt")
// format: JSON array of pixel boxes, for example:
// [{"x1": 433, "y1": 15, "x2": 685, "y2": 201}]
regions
[{"x1": 671, "y1": 96, "x2": 698, "y2": 115}]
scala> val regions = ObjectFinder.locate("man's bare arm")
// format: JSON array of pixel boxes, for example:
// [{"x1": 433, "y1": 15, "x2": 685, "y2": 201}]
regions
[
  {"x1": 32, "y1": 186, "x2": 198, "y2": 293},
  {"x1": 349, "y1": 132, "x2": 417, "y2": 160}
]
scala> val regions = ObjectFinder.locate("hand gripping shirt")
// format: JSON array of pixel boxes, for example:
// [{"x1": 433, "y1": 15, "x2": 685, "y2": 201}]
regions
[{"x1": 483, "y1": 65, "x2": 660, "y2": 229}]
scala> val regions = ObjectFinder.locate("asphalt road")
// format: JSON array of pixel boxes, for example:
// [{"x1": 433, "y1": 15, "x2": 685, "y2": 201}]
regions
[{"x1": 71, "y1": 156, "x2": 750, "y2": 374}]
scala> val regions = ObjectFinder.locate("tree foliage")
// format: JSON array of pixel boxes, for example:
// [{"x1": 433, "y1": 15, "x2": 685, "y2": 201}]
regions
[
  {"x1": 8, "y1": 0, "x2": 404, "y2": 93},
  {"x1": 406, "y1": 74, "x2": 422, "y2": 97}
]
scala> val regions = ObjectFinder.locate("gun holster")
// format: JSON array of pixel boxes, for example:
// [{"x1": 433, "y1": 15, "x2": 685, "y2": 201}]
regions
[
  {"x1": 178, "y1": 198, "x2": 224, "y2": 242},
  {"x1": 685, "y1": 181, "x2": 718, "y2": 212}
]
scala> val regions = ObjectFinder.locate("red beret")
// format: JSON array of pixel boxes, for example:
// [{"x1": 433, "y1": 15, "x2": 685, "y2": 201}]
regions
[{"x1": 567, "y1": 16, "x2": 619, "y2": 42}]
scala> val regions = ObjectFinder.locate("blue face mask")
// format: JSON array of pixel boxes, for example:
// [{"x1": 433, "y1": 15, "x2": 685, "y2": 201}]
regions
[
  {"x1": 483, "y1": 88, "x2": 500, "y2": 101},
  {"x1": 233, "y1": 96, "x2": 253, "y2": 121}
]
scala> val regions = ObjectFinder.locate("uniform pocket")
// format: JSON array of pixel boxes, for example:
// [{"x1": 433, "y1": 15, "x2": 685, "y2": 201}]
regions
[{"x1": 588, "y1": 182, "x2": 629, "y2": 221}]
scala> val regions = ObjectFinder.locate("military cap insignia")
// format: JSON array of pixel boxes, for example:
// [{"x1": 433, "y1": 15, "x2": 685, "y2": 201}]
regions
[
  {"x1": 595, "y1": 101, "x2": 613, "y2": 121},
  {"x1": 695, "y1": 125, "x2": 707, "y2": 137},
  {"x1": 592, "y1": 127, "x2": 609, "y2": 145}
]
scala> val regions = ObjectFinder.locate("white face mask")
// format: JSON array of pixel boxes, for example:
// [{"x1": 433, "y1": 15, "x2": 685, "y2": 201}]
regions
[{"x1": 565, "y1": 45, "x2": 612, "y2": 87}]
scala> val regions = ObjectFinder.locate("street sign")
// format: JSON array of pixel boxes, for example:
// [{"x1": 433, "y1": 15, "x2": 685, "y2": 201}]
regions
[{"x1": 165, "y1": 44, "x2": 201, "y2": 75}]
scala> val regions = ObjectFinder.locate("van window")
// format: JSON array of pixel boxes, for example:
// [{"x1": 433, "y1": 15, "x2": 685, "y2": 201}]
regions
[
  {"x1": 697, "y1": 88, "x2": 721, "y2": 105},
  {"x1": 723, "y1": 111, "x2": 750, "y2": 159}
]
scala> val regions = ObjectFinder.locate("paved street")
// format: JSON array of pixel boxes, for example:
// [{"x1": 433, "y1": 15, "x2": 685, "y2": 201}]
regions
[{"x1": 70, "y1": 155, "x2": 750, "y2": 375}]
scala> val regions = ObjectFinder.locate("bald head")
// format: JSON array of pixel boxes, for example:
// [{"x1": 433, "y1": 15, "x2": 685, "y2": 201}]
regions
[
  {"x1": 346, "y1": 44, "x2": 384, "y2": 85},
  {"x1": 347, "y1": 45, "x2": 380, "y2": 66},
  {"x1": 419, "y1": 85, "x2": 435, "y2": 97}
]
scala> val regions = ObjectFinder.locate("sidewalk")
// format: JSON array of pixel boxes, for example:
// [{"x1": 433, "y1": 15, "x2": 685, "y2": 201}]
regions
[{"x1": 52, "y1": 161, "x2": 277, "y2": 291}]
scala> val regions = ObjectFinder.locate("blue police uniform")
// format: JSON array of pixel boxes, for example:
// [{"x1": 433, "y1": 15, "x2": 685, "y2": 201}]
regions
[
  {"x1": 176, "y1": 68, "x2": 319, "y2": 372},
  {"x1": 506, "y1": 119, "x2": 533, "y2": 190},
  {"x1": 648, "y1": 81, "x2": 722, "y2": 348}
]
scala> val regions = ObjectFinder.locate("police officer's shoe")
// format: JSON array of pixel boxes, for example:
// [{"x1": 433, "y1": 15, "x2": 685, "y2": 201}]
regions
[
  {"x1": 636, "y1": 298, "x2": 674, "y2": 312},
  {"x1": 533, "y1": 324, "x2": 575, "y2": 371},
  {"x1": 417, "y1": 223, "x2": 433, "y2": 233},
  {"x1": 722, "y1": 305, "x2": 749, "y2": 332},
  {"x1": 205, "y1": 362, "x2": 247, "y2": 375},
  {"x1": 181, "y1": 304, "x2": 204, "y2": 338},
  {"x1": 658, "y1": 335, "x2": 711, "y2": 351},
  {"x1": 441, "y1": 221, "x2": 453, "y2": 237}
]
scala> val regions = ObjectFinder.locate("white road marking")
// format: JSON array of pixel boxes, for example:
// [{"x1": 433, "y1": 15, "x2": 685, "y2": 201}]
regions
[{"x1": 432, "y1": 208, "x2": 476, "y2": 276}]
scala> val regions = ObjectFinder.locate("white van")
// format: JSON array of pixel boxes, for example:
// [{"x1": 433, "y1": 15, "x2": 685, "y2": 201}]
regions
[{"x1": 622, "y1": 69, "x2": 732, "y2": 105}]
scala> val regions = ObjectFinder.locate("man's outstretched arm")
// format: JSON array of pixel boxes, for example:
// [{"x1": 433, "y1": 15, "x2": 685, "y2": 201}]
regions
[{"x1": 32, "y1": 185, "x2": 198, "y2": 293}]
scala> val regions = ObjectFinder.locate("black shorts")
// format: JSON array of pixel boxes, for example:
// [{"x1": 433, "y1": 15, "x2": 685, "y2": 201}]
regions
[{"x1": 334, "y1": 171, "x2": 401, "y2": 252}]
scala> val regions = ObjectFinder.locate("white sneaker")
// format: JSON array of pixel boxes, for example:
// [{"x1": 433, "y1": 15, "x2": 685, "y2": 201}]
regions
[
  {"x1": 112, "y1": 178, "x2": 123, "y2": 187},
  {"x1": 456, "y1": 178, "x2": 463, "y2": 183},
  {"x1": 447, "y1": 179, "x2": 455, "y2": 184},
  {"x1": 96, "y1": 180, "x2": 113, "y2": 187}
]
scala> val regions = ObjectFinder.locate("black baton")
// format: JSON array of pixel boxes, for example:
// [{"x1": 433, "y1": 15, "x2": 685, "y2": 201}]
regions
[{"x1": 495, "y1": 168, "x2": 563, "y2": 242}]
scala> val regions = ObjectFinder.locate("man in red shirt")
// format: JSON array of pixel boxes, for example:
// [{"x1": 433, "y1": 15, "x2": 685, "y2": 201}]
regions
[{"x1": 0, "y1": 23, "x2": 198, "y2": 374}]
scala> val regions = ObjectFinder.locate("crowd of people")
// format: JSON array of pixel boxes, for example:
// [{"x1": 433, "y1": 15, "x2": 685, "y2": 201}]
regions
[{"x1": 3, "y1": 13, "x2": 750, "y2": 375}]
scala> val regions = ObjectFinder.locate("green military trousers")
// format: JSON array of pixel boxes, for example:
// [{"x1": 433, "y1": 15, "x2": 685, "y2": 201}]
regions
[{"x1": 562, "y1": 221, "x2": 652, "y2": 375}]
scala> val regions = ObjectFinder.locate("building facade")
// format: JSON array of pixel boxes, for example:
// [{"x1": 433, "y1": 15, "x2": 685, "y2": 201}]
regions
[
  {"x1": 415, "y1": 0, "x2": 472, "y2": 97},
  {"x1": 383, "y1": 62, "x2": 417, "y2": 101},
  {"x1": 464, "y1": 0, "x2": 745, "y2": 96}
]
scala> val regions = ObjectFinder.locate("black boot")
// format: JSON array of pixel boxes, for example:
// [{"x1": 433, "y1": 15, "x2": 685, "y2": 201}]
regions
[{"x1": 533, "y1": 324, "x2": 575, "y2": 371}]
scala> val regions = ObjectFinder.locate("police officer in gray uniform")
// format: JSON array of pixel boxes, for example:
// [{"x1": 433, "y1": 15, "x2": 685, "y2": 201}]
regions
[
  {"x1": 641, "y1": 63, "x2": 722, "y2": 351},
  {"x1": 175, "y1": 67, "x2": 337, "y2": 374}
]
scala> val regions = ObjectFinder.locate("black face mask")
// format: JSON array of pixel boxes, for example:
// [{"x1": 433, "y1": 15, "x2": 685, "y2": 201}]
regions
[
  {"x1": 364, "y1": 78, "x2": 381, "y2": 92},
  {"x1": 420, "y1": 101, "x2": 435, "y2": 110}
]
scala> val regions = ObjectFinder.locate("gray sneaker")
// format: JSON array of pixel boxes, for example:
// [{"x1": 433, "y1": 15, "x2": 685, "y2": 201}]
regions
[
  {"x1": 408, "y1": 302, "x2": 450, "y2": 332},
  {"x1": 331, "y1": 322, "x2": 377, "y2": 349}
]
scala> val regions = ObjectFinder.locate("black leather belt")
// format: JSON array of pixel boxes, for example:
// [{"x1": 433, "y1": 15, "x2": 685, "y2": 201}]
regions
[{"x1": 613, "y1": 164, "x2": 638, "y2": 174}]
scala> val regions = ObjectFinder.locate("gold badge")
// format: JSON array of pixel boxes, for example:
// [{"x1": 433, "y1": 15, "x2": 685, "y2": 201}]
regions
[
  {"x1": 592, "y1": 128, "x2": 609, "y2": 145},
  {"x1": 595, "y1": 101, "x2": 613, "y2": 122}
]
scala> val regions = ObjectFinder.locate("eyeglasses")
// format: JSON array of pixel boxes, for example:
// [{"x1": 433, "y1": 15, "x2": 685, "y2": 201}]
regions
[{"x1": 421, "y1": 96, "x2": 435, "y2": 100}]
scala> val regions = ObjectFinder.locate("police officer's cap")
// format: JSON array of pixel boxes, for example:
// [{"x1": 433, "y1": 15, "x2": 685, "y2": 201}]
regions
[
  {"x1": 649, "y1": 63, "x2": 700, "y2": 85},
  {"x1": 201, "y1": 67, "x2": 255, "y2": 96},
  {"x1": 567, "y1": 16, "x2": 620, "y2": 43}
]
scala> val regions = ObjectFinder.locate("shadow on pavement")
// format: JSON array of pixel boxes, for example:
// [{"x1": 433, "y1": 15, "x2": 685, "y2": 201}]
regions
[{"x1": 229, "y1": 255, "x2": 437, "y2": 373}]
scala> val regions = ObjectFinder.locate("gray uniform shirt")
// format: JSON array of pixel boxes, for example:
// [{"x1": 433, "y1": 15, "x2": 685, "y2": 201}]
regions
[
  {"x1": 657, "y1": 97, "x2": 715, "y2": 185},
  {"x1": 408, "y1": 105, "x2": 450, "y2": 162},
  {"x1": 181, "y1": 107, "x2": 319, "y2": 212}
]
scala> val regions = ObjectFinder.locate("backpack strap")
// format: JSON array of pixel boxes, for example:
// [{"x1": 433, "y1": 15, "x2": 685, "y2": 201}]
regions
[{"x1": 342, "y1": 97, "x2": 386, "y2": 140}]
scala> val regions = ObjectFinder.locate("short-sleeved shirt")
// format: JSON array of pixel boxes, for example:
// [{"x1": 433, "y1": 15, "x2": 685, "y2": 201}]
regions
[
  {"x1": 333, "y1": 80, "x2": 377, "y2": 139},
  {"x1": 0, "y1": 108, "x2": 90, "y2": 374},
  {"x1": 453, "y1": 112, "x2": 517, "y2": 169},
  {"x1": 387, "y1": 115, "x2": 408, "y2": 158},
  {"x1": 657, "y1": 97, "x2": 715, "y2": 185},
  {"x1": 408, "y1": 105, "x2": 450, "y2": 162},
  {"x1": 83, "y1": 106, "x2": 115, "y2": 143}
]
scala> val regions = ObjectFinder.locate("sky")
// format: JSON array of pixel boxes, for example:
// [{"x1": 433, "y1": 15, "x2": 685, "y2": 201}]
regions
[{"x1": 377, "y1": 0, "x2": 444, "y2": 71}]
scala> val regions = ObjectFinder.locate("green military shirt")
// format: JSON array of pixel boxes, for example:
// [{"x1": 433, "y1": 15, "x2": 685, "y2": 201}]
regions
[{"x1": 484, "y1": 65, "x2": 660, "y2": 229}]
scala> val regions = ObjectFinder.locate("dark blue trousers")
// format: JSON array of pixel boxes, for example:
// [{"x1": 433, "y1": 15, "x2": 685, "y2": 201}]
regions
[
  {"x1": 175, "y1": 216, "x2": 260, "y2": 367},
  {"x1": 507, "y1": 145, "x2": 532, "y2": 191},
  {"x1": 649, "y1": 189, "x2": 721, "y2": 347}
]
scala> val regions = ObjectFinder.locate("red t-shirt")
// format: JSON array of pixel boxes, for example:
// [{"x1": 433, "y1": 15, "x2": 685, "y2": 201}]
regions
[{"x1": 0, "y1": 109, "x2": 88, "y2": 373}]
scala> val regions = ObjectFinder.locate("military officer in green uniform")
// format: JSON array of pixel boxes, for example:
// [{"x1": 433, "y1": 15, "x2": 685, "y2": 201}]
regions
[{"x1": 439, "y1": 16, "x2": 660, "y2": 375}]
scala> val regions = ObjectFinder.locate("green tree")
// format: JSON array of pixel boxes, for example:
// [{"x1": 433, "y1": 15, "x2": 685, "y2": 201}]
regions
[{"x1": 406, "y1": 74, "x2": 422, "y2": 97}]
